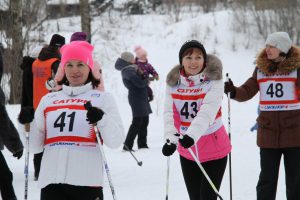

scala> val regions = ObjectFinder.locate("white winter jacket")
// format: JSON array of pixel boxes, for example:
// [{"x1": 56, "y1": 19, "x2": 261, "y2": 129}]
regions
[{"x1": 30, "y1": 83, "x2": 125, "y2": 188}]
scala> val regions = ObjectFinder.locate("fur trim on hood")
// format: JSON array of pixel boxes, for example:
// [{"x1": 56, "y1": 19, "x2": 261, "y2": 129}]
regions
[
  {"x1": 166, "y1": 54, "x2": 223, "y2": 87},
  {"x1": 256, "y1": 46, "x2": 300, "y2": 75}
]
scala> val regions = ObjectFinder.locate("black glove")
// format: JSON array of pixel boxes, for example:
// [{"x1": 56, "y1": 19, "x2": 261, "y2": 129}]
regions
[
  {"x1": 13, "y1": 149, "x2": 23, "y2": 159},
  {"x1": 179, "y1": 134, "x2": 195, "y2": 148},
  {"x1": 18, "y1": 107, "x2": 35, "y2": 124},
  {"x1": 86, "y1": 107, "x2": 104, "y2": 124},
  {"x1": 224, "y1": 78, "x2": 236, "y2": 98},
  {"x1": 162, "y1": 141, "x2": 177, "y2": 156}
]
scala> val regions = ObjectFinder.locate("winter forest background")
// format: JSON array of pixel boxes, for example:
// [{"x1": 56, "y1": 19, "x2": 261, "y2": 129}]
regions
[{"x1": 1, "y1": 0, "x2": 300, "y2": 199}]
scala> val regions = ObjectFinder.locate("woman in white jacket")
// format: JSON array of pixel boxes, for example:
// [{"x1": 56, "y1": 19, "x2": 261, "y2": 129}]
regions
[
  {"x1": 162, "y1": 40, "x2": 231, "y2": 200},
  {"x1": 30, "y1": 41, "x2": 125, "y2": 200}
]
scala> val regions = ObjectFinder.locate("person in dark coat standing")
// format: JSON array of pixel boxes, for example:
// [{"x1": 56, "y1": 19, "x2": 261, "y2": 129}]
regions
[
  {"x1": 18, "y1": 33, "x2": 65, "y2": 181},
  {"x1": 0, "y1": 43, "x2": 24, "y2": 200},
  {"x1": 115, "y1": 52, "x2": 152, "y2": 151}
]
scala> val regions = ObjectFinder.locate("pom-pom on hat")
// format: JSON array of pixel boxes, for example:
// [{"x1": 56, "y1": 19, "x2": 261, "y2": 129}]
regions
[
  {"x1": 265, "y1": 32, "x2": 292, "y2": 54},
  {"x1": 49, "y1": 34, "x2": 65, "y2": 48},
  {"x1": 134, "y1": 45, "x2": 147, "y2": 59},
  {"x1": 179, "y1": 40, "x2": 207, "y2": 65},
  {"x1": 121, "y1": 52, "x2": 134, "y2": 63},
  {"x1": 60, "y1": 41, "x2": 94, "y2": 70},
  {"x1": 70, "y1": 32, "x2": 88, "y2": 42}
]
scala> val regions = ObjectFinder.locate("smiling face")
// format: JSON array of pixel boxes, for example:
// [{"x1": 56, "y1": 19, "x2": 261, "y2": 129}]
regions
[
  {"x1": 182, "y1": 48, "x2": 205, "y2": 76},
  {"x1": 64, "y1": 60, "x2": 90, "y2": 86},
  {"x1": 265, "y1": 45, "x2": 281, "y2": 60}
]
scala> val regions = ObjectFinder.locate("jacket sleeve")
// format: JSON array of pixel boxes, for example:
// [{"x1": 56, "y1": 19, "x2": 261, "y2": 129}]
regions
[
  {"x1": 186, "y1": 80, "x2": 224, "y2": 142},
  {"x1": 234, "y1": 68, "x2": 259, "y2": 102},
  {"x1": 163, "y1": 85, "x2": 179, "y2": 144},
  {"x1": 0, "y1": 105, "x2": 23, "y2": 154},
  {"x1": 51, "y1": 60, "x2": 60, "y2": 75},
  {"x1": 29, "y1": 96, "x2": 46, "y2": 153},
  {"x1": 97, "y1": 92, "x2": 125, "y2": 149},
  {"x1": 147, "y1": 63, "x2": 159, "y2": 77},
  {"x1": 20, "y1": 56, "x2": 35, "y2": 107}
]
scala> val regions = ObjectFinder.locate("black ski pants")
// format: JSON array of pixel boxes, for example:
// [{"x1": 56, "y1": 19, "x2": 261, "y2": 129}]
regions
[
  {"x1": 180, "y1": 155, "x2": 227, "y2": 200},
  {"x1": 41, "y1": 183, "x2": 103, "y2": 200},
  {"x1": 124, "y1": 116, "x2": 149, "y2": 149},
  {"x1": 257, "y1": 147, "x2": 300, "y2": 200},
  {"x1": 0, "y1": 151, "x2": 17, "y2": 200}
]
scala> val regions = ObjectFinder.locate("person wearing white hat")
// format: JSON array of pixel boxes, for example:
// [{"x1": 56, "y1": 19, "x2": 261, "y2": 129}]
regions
[{"x1": 225, "y1": 32, "x2": 300, "y2": 200}]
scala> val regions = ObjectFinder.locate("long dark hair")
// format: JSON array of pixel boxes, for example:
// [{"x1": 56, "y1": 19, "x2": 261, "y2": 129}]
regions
[{"x1": 57, "y1": 71, "x2": 100, "y2": 89}]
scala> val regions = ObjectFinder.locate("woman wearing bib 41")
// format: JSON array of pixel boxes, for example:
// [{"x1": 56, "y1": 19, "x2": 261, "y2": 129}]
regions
[
  {"x1": 225, "y1": 32, "x2": 300, "y2": 200},
  {"x1": 162, "y1": 40, "x2": 231, "y2": 200},
  {"x1": 30, "y1": 41, "x2": 125, "y2": 200}
]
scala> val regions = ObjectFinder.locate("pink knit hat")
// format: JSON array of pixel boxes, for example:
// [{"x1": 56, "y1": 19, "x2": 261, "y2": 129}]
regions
[
  {"x1": 60, "y1": 41, "x2": 94, "y2": 69},
  {"x1": 134, "y1": 45, "x2": 147, "y2": 59}
]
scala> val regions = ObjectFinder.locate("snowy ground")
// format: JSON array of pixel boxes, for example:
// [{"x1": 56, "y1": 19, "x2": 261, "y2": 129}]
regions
[{"x1": 2, "y1": 8, "x2": 288, "y2": 200}]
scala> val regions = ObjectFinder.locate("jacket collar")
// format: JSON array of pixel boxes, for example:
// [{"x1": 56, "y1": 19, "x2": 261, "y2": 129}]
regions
[
  {"x1": 62, "y1": 83, "x2": 93, "y2": 96},
  {"x1": 166, "y1": 54, "x2": 223, "y2": 87},
  {"x1": 256, "y1": 46, "x2": 300, "y2": 75}
]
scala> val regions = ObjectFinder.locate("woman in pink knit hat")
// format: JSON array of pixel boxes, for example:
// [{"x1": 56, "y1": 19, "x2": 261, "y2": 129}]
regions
[
  {"x1": 49, "y1": 32, "x2": 105, "y2": 91},
  {"x1": 134, "y1": 45, "x2": 159, "y2": 101},
  {"x1": 30, "y1": 41, "x2": 125, "y2": 200}
]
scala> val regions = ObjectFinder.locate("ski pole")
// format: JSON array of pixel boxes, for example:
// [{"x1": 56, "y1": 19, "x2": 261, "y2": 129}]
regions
[
  {"x1": 166, "y1": 156, "x2": 170, "y2": 200},
  {"x1": 226, "y1": 73, "x2": 233, "y2": 200},
  {"x1": 84, "y1": 101, "x2": 117, "y2": 200},
  {"x1": 188, "y1": 148, "x2": 223, "y2": 200},
  {"x1": 24, "y1": 123, "x2": 30, "y2": 200},
  {"x1": 123, "y1": 143, "x2": 143, "y2": 166}
]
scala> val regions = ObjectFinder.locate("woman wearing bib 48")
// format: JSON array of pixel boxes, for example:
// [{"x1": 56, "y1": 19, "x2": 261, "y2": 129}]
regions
[
  {"x1": 225, "y1": 32, "x2": 300, "y2": 200},
  {"x1": 30, "y1": 41, "x2": 125, "y2": 200},
  {"x1": 162, "y1": 40, "x2": 231, "y2": 200}
]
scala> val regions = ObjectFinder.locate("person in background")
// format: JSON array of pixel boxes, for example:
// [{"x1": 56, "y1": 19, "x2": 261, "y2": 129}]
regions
[
  {"x1": 53, "y1": 32, "x2": 105, "y2": 91},
  {"x1": 225, "y1": 32, "x2": 300, "y2": 200},
  {"x1": 162, "y1": 40, "x2": 231, "y2": 200},
  {"x1": 18, "y1": 33, "x2": 65, "y2": 181},
  {"x1": 115, "y1": 52, "x2": 152, "y2": 151},
  {"x1": 29, "y1": 41, "x2": 124, "y2": 200},
  {"x1": 0, "y1": 43, "x2": 23, "y2": 200},
  {"x1": 134, "y1": 45, "x2": 159, "y2": 101}
]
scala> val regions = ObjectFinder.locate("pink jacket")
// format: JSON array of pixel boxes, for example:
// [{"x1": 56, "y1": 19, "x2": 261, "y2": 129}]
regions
[{"x1": 164, "y1": 55, "x2": 231, "y2": 163}]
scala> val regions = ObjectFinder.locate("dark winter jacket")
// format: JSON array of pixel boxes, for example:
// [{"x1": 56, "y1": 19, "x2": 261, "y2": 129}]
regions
[
  {"x1": 36, "y1": 46, "x2": 61, "y2": 73},
  {"x1": 0, "y1": 52, "x2": 23, "y2": 153},
  {"x1": 233, "y1": 46, "x2": 300, "y2": 148},
  {"x1": 115, "y1": 58, "x2": 152, "y2": 117}
]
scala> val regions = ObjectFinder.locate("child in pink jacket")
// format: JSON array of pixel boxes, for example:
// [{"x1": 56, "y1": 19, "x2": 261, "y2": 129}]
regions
[{"x1": 134, "y1": 45, "x2": 159, "y2": 101}]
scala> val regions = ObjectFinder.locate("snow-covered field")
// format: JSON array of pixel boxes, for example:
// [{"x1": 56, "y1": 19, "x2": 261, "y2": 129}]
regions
[{"x1": 2, "y1": 8, "x2": 287, "y2": 200}]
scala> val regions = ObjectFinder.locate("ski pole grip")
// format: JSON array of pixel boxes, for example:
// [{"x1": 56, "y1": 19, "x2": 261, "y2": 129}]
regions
[
  {"x1": 226, "y1": 73, "x2": 229, "y2": 82},
  {"x1": 25, "y1": 123, "x2": 30, "y2": 132}
]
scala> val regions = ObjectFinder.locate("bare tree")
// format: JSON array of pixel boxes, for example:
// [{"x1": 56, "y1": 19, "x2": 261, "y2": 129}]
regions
[
  {"x1": 230, "y1": 0, "x2": 300, "y2": 47},
  {"x1": 80, "y1": 0, "x2": 91, "y2": 41},
  {"x1": 8, "y1": 0, "x2": 23, "y2": 104}
]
